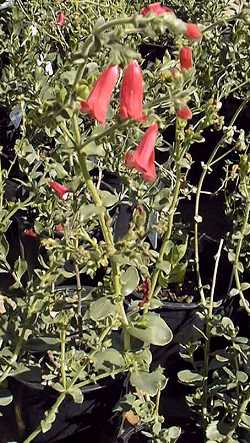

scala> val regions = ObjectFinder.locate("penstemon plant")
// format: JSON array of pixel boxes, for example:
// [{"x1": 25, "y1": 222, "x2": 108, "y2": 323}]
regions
[{"x1": 0, "y1": 1, "x2": 249, "y2": 443}]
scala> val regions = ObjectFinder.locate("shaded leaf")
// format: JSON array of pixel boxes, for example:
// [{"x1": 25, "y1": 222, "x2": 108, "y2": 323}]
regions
[
  {"x1": 121, "y1": 267, "x2": 139, "y2": 296},
  {"x1": 130, "y1": 367, "x2": 167, "y2": 396},
  {"x1": 93, "y1": 349, "x2": 125, "y2": 371},
  {"x1": 68, "y1": 387, "x2": 83, "y2": 404},
  {"x1": 178, "y1": 370, "x2": 203, "y2": 385},
  {"x1": 128, "y1": 313, "x2": 173, "y2": 346},
  {"x1": 89, "y1": 297, "x2": 116, "y2": 321}
]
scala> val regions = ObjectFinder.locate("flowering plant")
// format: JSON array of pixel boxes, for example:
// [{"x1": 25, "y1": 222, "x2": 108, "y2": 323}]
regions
[{"x1": 0, "y1": 1, "x2": 249, "y2": 442}]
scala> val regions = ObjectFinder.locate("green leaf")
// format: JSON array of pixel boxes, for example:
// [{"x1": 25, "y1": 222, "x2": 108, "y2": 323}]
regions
[
  {"x1": 89, "y1": 297, "x2": 116, "y2": 321},
  {"x1": 14, "y1": 258, "x2": 27, "y2": 280},
  {"x1": 237, "y1": 371, "x2": 248, "y2": 383},
  {"x1": 50, "y1": 163, "x2": 68, "y2": 179},
  {"x1": 93, "y1": 349, "x2": 125, "y2": 371},
  {"x1": 241, "y1": 414, "x2": 250, "y2": 429},
  {"x1": 78, "y1": 204, "x2": 104, "y2": 222},
  {"x1": 81, "y1": 141, "x2": 105, "y2": 157},
  {"x1": 0, "y1": 389, "x2": 13, "y2": 406},
  {"x1": 52, "y1": 383, "x2": 65, "y2": 393},
  {"x1": 99, "y1": 191, "x2": 118, "y2": 207},
  {"x1": 68, "y1": 387, "x2": 84, "y2": 404},
  {"x1": 128, "y1": 313, "x2": 173, "y2": 346},
  {"x1": 156, "y1": 261, "x2": 171, "y2": 275},
  {"x1": 121, "y1": 267, "x2": 139, "y2": 296},
  {"x1": 168, "y1": 262, "x2": 187, "y2": 284},
  {"x1": 25, "y1": 337, "x2": 60, "y2": 352},
  {"x1": 0, "y1": 235, "x2": 9, "y2": 257},
  {"x1": 162, "y1": 426, "x2": 182, "y2": 442},
  {"x1": 206, "y1": 421, "x2": 225, "y2": 442},
  {"x1": 153, "y1": 189, "x2": 171, "y2": 210},
  {"x1": 178, "y1": 370, "x2": 203, "y2": 385},
  {"x1": 170, "y1": 238, "x2": 188, "y2": 265},
  {"x1": 130, "y1": 367, "x2": 167, "y2": 396}
]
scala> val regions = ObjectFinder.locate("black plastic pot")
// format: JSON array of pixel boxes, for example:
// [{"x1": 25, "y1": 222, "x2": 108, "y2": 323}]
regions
[{"x1": 8, "y1": 374, "x2": 124, "y2": 443}]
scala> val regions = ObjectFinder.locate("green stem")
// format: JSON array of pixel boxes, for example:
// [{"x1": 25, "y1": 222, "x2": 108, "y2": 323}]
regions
[
  {"x1": 23, "y1": 393, "x2": 66, "y2": 443},
  {"x1": 194, "y1": 97, "x2": 249, "y2": 306},
  {"x1": 0, "y1": 320, "x2": 30, "y2": 384},
  {"x1": 60, "y1": 329, "x2": 67, "y2": 389},
  {"x1": 72, "y1": 16, "x2": 137, "y2": 89},
  {"x1": 22, "y1": 323, "x2": 115, "y2": 443},
  {"x1": 233, "y1": 194, "x2": 250, "y2": 314},
  {"x1": 148, "y1": 122, "x2": 184, "y2": 303},
  {"x1": 74, "y1": 367, "x2": 124, "y2": 390},
  {"x1": 72, "y1": 115, "x2": 128, "y2": 327},
  {"x1": 202, "y1": 239, "x2": 224, "y2": 428}
]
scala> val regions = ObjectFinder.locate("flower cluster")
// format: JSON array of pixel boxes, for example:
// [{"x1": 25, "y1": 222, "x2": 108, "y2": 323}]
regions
[{"x1": 78, "y1": 4, "x2": 202, "y2": 183}]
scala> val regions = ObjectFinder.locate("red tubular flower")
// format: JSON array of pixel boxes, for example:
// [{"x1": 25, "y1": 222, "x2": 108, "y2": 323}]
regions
[
  {"x1": 24, "y1": 228, "x2": 38, "y2": 239},
  {"x1": 49, "y1": 181, "x2": 70, "y2": 200},
  {"x1": 176, "y1": 105, "x2": 192, "y2": 120},
  {"x1": 179, "y1": 47, "x2": 193, "y2": 70},
  {"x1": 80, "y1": 65, "x2": 119, "y2": 125},
  {"x1": 141, "y1": 2, "x2": 173, "y2": 16},
  {"x1": 56, "y1": 11, "x2": 65, "y2": 27},
  {"x1": 119, "y1": 60, "x2": 146, "y2": 122},
  {"x1": 184, "y1": 23, "x2": 202, "y2": 40},
  {"x1": 125, "y1": 123, "x2": 158, "y2": 182}
]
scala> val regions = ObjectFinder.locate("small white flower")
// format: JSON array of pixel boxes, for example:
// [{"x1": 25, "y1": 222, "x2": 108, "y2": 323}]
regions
[
  {"x1": 45, "y1": 62, "x2": 53, "y2": 76},
  {"x1": 37, "y1": 54, "x2": 44, "y2": 66},
  {"x1": 31, "y1": 25, "x2": 38, "y2": 36}
]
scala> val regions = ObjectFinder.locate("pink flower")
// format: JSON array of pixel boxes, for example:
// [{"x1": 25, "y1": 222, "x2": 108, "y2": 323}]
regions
[
  {"x1": 80, "y1": 65, "x2": 119, "y2": 125},
  {"x1": 180, "y1": 47, "x2": 193, "y2": 70},
  {"x1": 176, "y1": 105, "x2": 192, "y2": 120},
  {"x1": 120, "y1": 60, "x2": 146, "y2": 122},
  {"x1": 24, "y1": 228, "x2": 38, "y2": 239},
  {"x1": 56, "y1": 11, "x2": 65, "y2": 27},
  {"x1": 141, "y1": 2, "x2": 173, "y2": 16},
  {"x1": 125, "y1": 123, "x2": 158, "y2": 182},
  {"x1": 49, "y1": 181, "x2": 70, "y2": 200},
  {"x1": 184, "y1": 23, "x2": 202, "y2": 41}
]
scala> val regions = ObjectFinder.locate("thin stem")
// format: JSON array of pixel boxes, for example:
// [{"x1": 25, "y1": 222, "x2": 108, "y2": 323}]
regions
[
  {"x1": 0, "y1": 319, "x2": 30, "y2": 384},
  {"x1": 74, "y1": 367, "x2": 124, "y2": 390},
  {"x1": 202, "y1": 239, "x2": 224, "y2": 428},
  {"x1": 60, "y1": 329, "x2": 67, "y2": 389},
  {"x1": 209, "y1": 239, "x2": 224, "y2": 318},
  {"x1": 148, "y1": 121, "x2": 184, "y2": 303},
  {"x1": 72, "y1": 115, "x2": 128, "y2": 327},
  {"x1": 23, "y1": 393, "x2": 66, "y2": 443},
  {"x1": 233, "y1": 195, "x2": 250, "y2": 314},
  {"x1": 75, "y1": 264, "x2": 82, "y2": 317},
  {"x1": 194, "y1": 97, "x2": 249, "y2": 306},
  {"x1": 79, "y1": 120, "x2": 130, "y2": 155}
]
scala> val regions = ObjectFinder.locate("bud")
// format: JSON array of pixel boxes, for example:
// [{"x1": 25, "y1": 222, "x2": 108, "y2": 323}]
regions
[
  {"x1": 176, "y1": 105, "x2": 192, "y2": 120},
  {"x1": 179, "y1": 47, "x2": 193, "y2": 70},
  {"x1": 184, "y1": 23, "x2": 202, "y2": 40}
]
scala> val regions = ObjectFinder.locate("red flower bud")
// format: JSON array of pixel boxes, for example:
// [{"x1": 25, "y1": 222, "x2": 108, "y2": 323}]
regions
[
  {"x1": 176, "y1": 105, "x2": 192, "y2": 120},
  {"x1": 125, "y1": 123, "x2": 158, "y2": 182},
  {"x1": 49, "y1": 181, "x2": 70, "y2": 200},
  {"x1": 179, "y1": 47, "x2": 193, "y2": 70},
  {"x1": 141, "y1": 2, "x2": 173, "y2": 16},
  {"x1": 120, "y1": 60, "x2": 146, "y2": 122},
  {"x1": 24, "y1": 228, "x2": 38, "y2": 239},
  {"x1": 56, "y1": 12, "x2": 65, "y2": 27},
  {"x1": 184, "y1": 23, "x2": 202, "y2": 41},
  {"x1": 80, "y1": 65, "x2": 119, "y2": 125}
]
